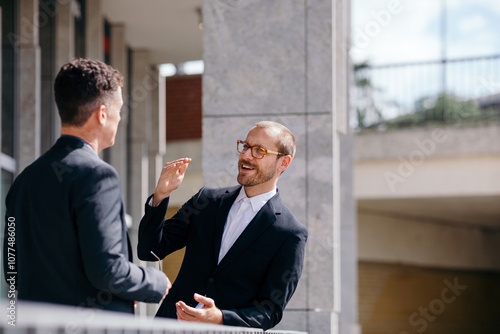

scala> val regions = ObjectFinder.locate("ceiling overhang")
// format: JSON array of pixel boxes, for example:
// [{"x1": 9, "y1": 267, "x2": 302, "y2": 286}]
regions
[{"x1": 101, "y1": 0, "x2": 203, "y2": 65}]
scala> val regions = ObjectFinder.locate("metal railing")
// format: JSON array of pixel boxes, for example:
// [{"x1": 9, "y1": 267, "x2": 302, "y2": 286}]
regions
[
  {"x1": 2, "y1": 301, "x2": 306, "y2": 334},
  {"x1": 352, "y1": 55, "x2": 500, "y2": 129}
]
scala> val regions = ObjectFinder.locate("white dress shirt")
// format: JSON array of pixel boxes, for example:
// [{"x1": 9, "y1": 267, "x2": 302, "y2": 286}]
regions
[
  {"x1": 217, "y1": 187, "x2": 276, "y2": 264},
  {"x1": 197, "y1": 187, "x2": 276, "y2": 308}
]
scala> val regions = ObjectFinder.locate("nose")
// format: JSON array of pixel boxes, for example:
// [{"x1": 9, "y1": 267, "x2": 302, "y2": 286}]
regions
[{"x1": 240, "y1": 147, "x2": 254, "y2": 159}]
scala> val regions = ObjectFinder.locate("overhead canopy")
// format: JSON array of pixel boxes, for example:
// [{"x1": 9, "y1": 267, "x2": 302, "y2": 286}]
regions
[{"x1": 102, "y1": 0, "x2": 203, "y2": 65}]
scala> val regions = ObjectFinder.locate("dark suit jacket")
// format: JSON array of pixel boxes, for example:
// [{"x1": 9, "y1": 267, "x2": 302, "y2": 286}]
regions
[
  {"x1": 3, "y1": 136, "x2": 166, "y2": 313},
  {"x1": 137, "y1": 186, "x2": 308, "y2": 330}
]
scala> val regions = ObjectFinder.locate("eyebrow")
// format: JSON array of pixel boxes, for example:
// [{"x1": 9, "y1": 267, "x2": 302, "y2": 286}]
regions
[{"x1": 245, "y1": 141, "x2": 275, "y2": 151}]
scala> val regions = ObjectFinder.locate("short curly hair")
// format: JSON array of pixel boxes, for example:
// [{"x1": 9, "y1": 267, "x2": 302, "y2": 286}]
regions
[{"x1": 54, "y1": 58, "x2": 123, "y2": 126}]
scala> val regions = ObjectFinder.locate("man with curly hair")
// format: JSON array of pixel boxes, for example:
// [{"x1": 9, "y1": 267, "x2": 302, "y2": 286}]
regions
[{"x1": 3, "y1": 59, "x2": 169, "y2": 313}]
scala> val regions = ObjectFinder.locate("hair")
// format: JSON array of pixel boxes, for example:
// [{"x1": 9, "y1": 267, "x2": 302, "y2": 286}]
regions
[
  {"x1": 255, "y1": 121, "x2": 296, "y2": 158},
  {"x1": 54, "y1": 58, "x2": 123, "y2": 126}
]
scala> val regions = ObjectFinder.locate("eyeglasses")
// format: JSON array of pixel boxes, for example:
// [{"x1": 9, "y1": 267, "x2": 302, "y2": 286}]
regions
[
  {"x1": 150, "y1": 251, "x2": 163, "y2": 272},
  {"x1": 237, "y1": 140, "x2": 285, "y2": 159}
]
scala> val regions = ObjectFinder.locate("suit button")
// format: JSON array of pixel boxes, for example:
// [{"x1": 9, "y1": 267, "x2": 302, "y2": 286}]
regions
[{"x1": 208, "y1": 277, "x2": 214, "y2": 284}]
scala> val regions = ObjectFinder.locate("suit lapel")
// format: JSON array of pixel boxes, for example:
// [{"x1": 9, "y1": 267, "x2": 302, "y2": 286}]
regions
[
  {"x1": 215, "y1": 194, "x2": 280, "y2": 272},
  {"x1": 213, "y1": 187, "x2": 241, "y2": 264}
]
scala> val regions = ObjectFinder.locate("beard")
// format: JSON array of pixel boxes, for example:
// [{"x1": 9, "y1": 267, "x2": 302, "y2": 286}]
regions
[{"x1": 237, "y1": 158, "x2": 277, "y2": 187}]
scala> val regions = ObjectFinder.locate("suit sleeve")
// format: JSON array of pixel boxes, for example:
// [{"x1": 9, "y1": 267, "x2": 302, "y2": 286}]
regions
[
  {"x1": 74, "y1": 165, "x2": 167, "y2": 303},
  {"x1": 222, "y1": 225, "x2": 308, "y2": 330},
  {"x1": 137, "y1": 188, "x2": 208, "y2": 261}
]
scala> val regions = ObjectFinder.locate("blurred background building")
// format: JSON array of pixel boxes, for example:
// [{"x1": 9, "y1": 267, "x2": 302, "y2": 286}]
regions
[
  {"x1": 352, "y1": 1, "x2": 500, "y2": 333},
  {"x1": 1, "y1": 0, "x2": 499, "y2": 333}
]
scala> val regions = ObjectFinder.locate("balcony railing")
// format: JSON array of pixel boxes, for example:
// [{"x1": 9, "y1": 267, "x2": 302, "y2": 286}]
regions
[
  {"x1": 352, "y1": 55, "x2": 500, "y2": 130},
  {"x1": 2, "y1": 301, "x2": 306, "y2": 334}
]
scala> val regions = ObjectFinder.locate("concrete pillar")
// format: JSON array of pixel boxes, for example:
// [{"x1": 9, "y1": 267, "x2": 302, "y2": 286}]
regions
[
  {"x1": 109, "y1": 23, "x2": 128, "y2": 208},
  {"x1": 85, "y1": 0, "x2": 103, "y2": 61},
  {"x1": 17, "y1": 0, "x2": 41, "y2": 170},
  {"x1": 202, "y1": 1, "x2": 357, "y2": 333},
  {"x1": 54, "y1": 0, "x2": 75, "y2": 142},
  {"x1": 128, "y1": 50, "x2": 156, "y2": 317},
  {"x1": 128, "y1": 49, "x2": 151, "y2": 250},
  {"x1": 145, "y1": 69, "x2": 167, "y2": 314},
  {"x1": 333, "y1": 1, "x2": 359, "y2": 333},
  {"x1": 147, "y1": 66, "x2": 166, "y2": 197}
]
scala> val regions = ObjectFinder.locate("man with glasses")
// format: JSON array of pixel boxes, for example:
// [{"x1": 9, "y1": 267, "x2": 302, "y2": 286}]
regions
[{"x1": 138, "y1": 121, "x2": 307, "y2": 330}]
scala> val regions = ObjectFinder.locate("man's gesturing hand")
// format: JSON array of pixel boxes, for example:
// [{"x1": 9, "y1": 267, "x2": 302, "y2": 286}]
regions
[
  {"x1": 152, "y1": 158, "x2": 191, "y2": 206},
  {"x1": 176, "y1": 293, "x2": 223, "y2": 325}
]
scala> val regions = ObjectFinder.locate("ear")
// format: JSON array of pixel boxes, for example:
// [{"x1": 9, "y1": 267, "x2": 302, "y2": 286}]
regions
[
  {"x1": 277, "y1": 155, "x2": 292, "y2": 173},
  {"x1": 96, "y1": 104, "x2": 107, "y2": 125}
]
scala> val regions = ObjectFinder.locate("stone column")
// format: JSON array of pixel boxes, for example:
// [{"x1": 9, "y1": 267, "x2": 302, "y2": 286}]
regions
[
  {"x1": 17, "y1": 0, "x2": 41, "y2": 170},
  {"x1": 109, "y1": 24, "x2": 128, "y2": 208},
  {"x1": 335, "y1": 0, "x2": 360, "y2": 332},
  {"x1": 147, "y1": 65, "x2": 165, "y2": 196},
  {"x1": 127, "y1": 50, "x2": 163, "y2": 316},
  {"x1": 85, "y1": 0, "x2": 103, "y2": 61},
  {"x1": 202, "y1": 1, "x2": 358, "y2": 333},
  {"x1": 54, "y1": 0, "x2": 75, "y2": 142},
  {"x1": 128, "y1": 49, "x2": 151, "y2": 249}
]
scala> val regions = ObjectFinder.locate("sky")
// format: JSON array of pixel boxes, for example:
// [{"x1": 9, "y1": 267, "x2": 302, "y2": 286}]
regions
[
  {"x1": 350, "y1": 0, "x2": 500, "y2": 127},
  {"x1": 351, "y1": 0, "x2": 500, "y2": 65}
]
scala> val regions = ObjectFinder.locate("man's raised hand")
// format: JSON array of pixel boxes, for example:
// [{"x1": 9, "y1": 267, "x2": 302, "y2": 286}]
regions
[{"x1": 152, "y1": 158, "x2": 191, "y2": 206}]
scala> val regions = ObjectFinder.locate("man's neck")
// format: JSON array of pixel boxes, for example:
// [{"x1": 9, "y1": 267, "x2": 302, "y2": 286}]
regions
[
  {"x1": 243, "y1": 182, "x2": 277, "y2": 198},
  {"x1": 60, "y1": 126, "x2": 100, "y2": 153}
]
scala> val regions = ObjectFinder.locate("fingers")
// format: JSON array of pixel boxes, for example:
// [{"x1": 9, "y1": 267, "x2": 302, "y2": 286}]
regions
[
  {"x1": 193, "y1": 293, "x2": 214, "y2": 308},
  {"x1": 152, "y1": 158, "x2": 191, "y2": 206},
  {"x1": 163, "y1": 158, "x2": 191, "y2": 169},
  {"x1": 175, "y1": 297, "x2": 223, "y2": 325},
  {"x1": 176, "y1": 301, "x2": 199, "y2": 321},
  {"x1": 161, "y1": 158, "x2": 191, "y2": 176},
  {"x1": 177, "y1": 160, "x2": 190, "y2": 175}
]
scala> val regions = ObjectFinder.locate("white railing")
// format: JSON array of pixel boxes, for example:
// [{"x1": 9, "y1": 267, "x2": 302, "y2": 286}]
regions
[{"x1": 1, "y1": 300, "x2": 306, "y2": 334}]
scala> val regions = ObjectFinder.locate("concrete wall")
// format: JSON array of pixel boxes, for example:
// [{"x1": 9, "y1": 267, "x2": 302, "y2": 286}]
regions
[
  {"x1": 202, "y1": 1, "x2": 356, "y2": 333},
  {"x1": 355, "y1": 123, "x2": 500, "y2": 333},
  {"x1": 358, "y1": 261, "x2": 500, "y2": 334},
  {"x1": 355, "y1": 124, "x2": 500, "y2": 198},
  {"x1": 355, "y1": 124, "x2": 500, "y2": 273},
  {"x1": 358, "y1": 211, "x2": 500, "y2": 271}
]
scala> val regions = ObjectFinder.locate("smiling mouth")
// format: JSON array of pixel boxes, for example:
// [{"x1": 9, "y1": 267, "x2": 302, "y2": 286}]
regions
[{"x1": 240, "y1": 162, "x2": 255, "y2": 171}]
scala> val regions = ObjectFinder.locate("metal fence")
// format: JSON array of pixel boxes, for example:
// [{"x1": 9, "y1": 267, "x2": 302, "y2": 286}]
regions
[
  {"x1": 1, "y1": 301, "x2": 306, "y2": 334},
  {"x1": 352, "y1": 55, "x2": 500, "y2": 129}
]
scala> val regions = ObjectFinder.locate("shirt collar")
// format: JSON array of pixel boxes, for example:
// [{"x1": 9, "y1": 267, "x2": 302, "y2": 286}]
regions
[
  {"x1": 60, "y1": 135, "x2": 98, "y2": 156},
  {"x1": 236, "y1": 187, "x2": 277, "y2": 212}
]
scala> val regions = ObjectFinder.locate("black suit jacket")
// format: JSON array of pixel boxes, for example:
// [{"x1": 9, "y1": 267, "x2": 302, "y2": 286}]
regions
[
  {"x1": 137, "y1": 186, "x2": 307, "y2": 330},
  {"x1": 3, "y1": 136, "x2": 166, "y2": 313}
]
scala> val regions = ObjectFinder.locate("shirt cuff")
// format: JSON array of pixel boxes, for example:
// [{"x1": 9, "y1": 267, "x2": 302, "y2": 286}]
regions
[
  {"x1": 148, "y1": 196, "x2": 158, "y2": 207},
  {"x1": 148, "y1": 195, "x2": 169, "y2": 207}
]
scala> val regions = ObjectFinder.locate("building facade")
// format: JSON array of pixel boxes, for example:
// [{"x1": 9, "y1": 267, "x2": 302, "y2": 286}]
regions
[{"x1": 0, "y1": 1, "x2": 358, "y2": 333}]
